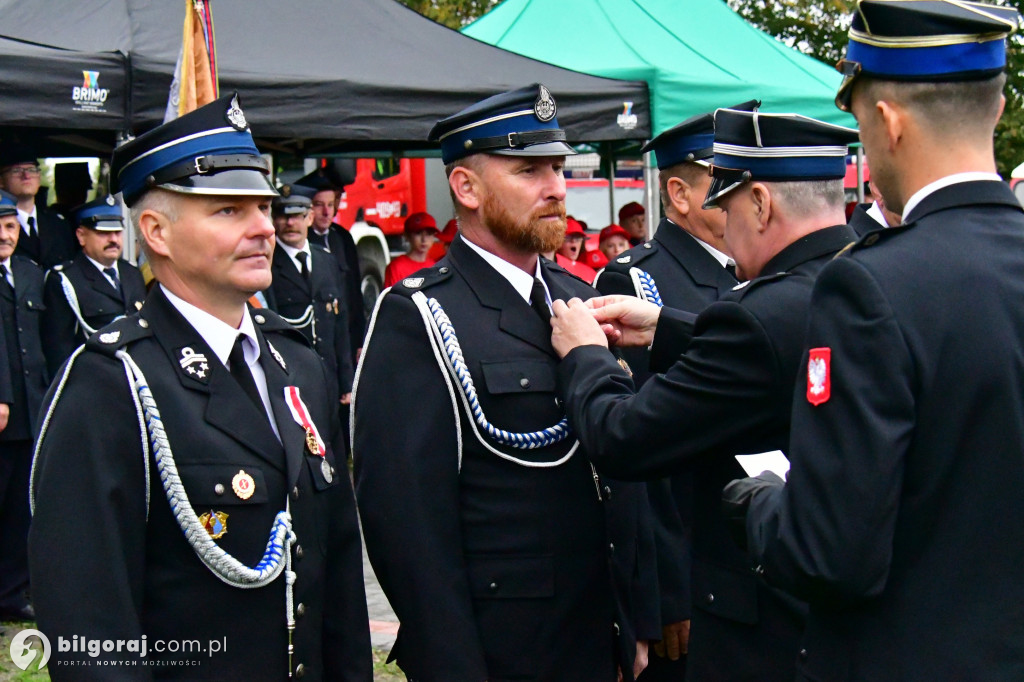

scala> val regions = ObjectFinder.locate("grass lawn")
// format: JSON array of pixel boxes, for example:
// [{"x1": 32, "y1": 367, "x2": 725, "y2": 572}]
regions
[{"x1": 0, "y1": 621, "x2": 403, "y2": 681}]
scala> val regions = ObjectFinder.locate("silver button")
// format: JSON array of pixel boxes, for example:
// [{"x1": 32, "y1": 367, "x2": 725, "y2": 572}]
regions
[
  {"x1": 643, "y1": 242, "x2": 652, "y2": 249},
  {"x1": 864, "y1": 234, "x2": 879, "y2": 246},
  {"x1": 138, "y1": 319, "x2": 149, "y2": 328},
  {"x1": 296, "y1": 603, "x2": 306, "y2": 618},
  {"x1": 439, "y1": 267, "x2": 449, "y2": 274},
  {"x1": 295, "y1": 545, "x2": 304, "y2": 559},
  {"x1": 705, "y1": 593, "x2": 715, "y2": 605},
  {"x1": 291, "y1": 486, "x2": 300, "y2": 500},
  {"x1": 520, "y1": 377, "x2": 531, "y2": 389},
  {"x1": 254, "y1": 314, "x2": 266, "y2": 324},
  {"x1": 488, "y1": 581, "x2": 498, "y2": 592},
  {"x1": 294, "y1": 663, "x2": 305, "y2": 678},
  {"x1": 214, "y1": 483, "x2": 225, "y2": 495},
  {"x1": 613, "y1": 622, "x2": 620, "y2": 635}
]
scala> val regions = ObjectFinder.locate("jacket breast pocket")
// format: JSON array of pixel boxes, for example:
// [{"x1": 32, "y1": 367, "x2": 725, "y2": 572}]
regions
[
  {"x1": 177, "y1": 464, "x2": 269, "y2": 506},
  {"x1": 692, "y1": 558, "x2": 759, "y2": 625},
  {"x1": 480, "y1": 359, "x2": 556, "y2": 395},
  {"x1": 466, "y1": 554, "x2": 554, "y2": 599}
]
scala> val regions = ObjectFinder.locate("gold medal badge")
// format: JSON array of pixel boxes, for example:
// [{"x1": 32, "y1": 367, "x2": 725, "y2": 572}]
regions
[
  {"x1": 199, "y1": 511, "x2": 229, "y2": 539},
  {"x1": 231, "y1": 469, "x2": 255, "y2": 500},
  {"x1": 305, "y1": 427, "x2": 319, "y2": 456}
]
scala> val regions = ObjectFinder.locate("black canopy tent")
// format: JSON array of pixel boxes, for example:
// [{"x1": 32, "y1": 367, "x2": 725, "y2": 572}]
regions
[{"x1": 0, "y1": 0, "x2": 650, "y2": 157}]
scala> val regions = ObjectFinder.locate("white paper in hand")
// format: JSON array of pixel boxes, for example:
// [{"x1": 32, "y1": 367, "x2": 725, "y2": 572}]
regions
[{"x1": 735, "y1": 450, "x2": 790, "y2": 478}]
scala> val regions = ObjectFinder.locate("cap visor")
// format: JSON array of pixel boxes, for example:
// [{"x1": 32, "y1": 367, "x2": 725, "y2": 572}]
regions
[
  {"x1": 161, "y1": 168, "x2": 279, "y2": 198},
  {"x1": 91, "y1": 219, "x2": 124, "y2": 231},
  {"x1": 702, "y1": 176, "x2": 743, "y2": 209},
  {"x1": 491, "y1": 141, "x2": 578, "y2": 158}
]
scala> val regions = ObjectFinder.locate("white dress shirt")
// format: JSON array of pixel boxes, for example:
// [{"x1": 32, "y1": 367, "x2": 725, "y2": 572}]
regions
[
  {"x1": 278, "y1": 241, "x2": 313, "y2": 275},
  {"x1": 463, "y1": 236, "x2": 552, "y2": 309},
  {"x1": 902, "y1": 172, "x2": 1002, "y2": 221}
]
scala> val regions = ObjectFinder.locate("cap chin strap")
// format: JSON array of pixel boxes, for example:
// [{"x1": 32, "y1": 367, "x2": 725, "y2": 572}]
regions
[
  {"x1": 146, "y1": 153, "x2": 270, "y2": 189},
  {"x1": 463, "y1": 129, "x2": 567, "y2": 154}
]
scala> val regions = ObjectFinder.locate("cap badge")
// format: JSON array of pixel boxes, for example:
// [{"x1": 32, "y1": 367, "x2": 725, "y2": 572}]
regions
[
  {"x1": 280, "y1": 184, "x2": 292, "y2": 197},
  {"x1": 178, "y1": 346, "x2": 209, "y2": 379},
  {"x1": 225, "y1": 94, "x2": 248, "y2": 131},
  {"x1": 807, "y1": 347, "x2": 831, "y2": 406},
  {"x1": 534, "y1": 85, "x2": 557, "y2": 123},
  {"x1": 617, "y1": 255, "x2": 631, "y2": 264},
  {"x1": 403, "y1": 277, "x2": 424, "y2": 289},
  {"x1": 199, "y1": 511, "x2": 228, "y2": 539},
  {"x1": 267, "y1": 341, "x2": 287, "y2": 372},
  {"x1": 231, "y1": 470, "x2": 256, "y2": 500}
]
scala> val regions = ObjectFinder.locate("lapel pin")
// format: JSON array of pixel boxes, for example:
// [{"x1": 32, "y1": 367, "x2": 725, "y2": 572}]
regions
[
  {"x1": 199, "y1": 511, "x2": 228, "y2": 539},
  {"x1": 231, "y1": 470, "x2": 255, "y2": 500}
]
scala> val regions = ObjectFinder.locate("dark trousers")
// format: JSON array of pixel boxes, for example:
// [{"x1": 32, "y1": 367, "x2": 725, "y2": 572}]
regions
[
  {"x1": 0, "y1": 439, "x2": 32, "y2": 610},
  {"x1": 639, "y1": 651, "x2": 686, "y2": 682}
]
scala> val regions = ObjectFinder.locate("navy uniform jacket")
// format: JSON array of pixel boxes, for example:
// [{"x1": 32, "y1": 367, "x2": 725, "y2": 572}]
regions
[
  {"x1": 29, "y1": 287, "x2": 371, "y2": 680},
  {"x1": 14, "y1": 208, "x2": 78, "y2": 270},
  {"x1": 595, "y1": 218, "x2": 736, "y2": 642},
  {"x1": 559, "y1": 225, "x2": 856, "y2": 681},
  {"x1": 267, "y1": 243, "x2": 354, "y2": 395},
  {"x1": 41, "y1": 252, "x2": 147, "y2": 376},
  {"x1": 0, "y1": 255, "x2": 47, "y2": 442},
  {"x1": 354, "y1": 235, "x2": 655, "y2": 682},
  {"x1": 309, "y1": 224, "x2": 366, "y2": 361},
  {"x1": 847, "y1": 202, "x2": 886, "y2": 237},
  {"x1": 746, "y1": 181, "x2": 1024, "y2": 681}
]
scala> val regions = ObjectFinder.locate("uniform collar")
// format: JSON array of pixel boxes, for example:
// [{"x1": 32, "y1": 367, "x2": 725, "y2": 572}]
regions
[
  {"x1": 85, "y1": 254, "x2": 118, "y2": 276},
  {"x1": 159, "y1": 284, "x2": 260, "y2": 367},
  {"x1": 902, "y1": 172, "x2": 1002, "y2": 221},
  {"x1": 757, "y1": 224, "x2": 857, "y2": 277},
  {"x1": 277, "y1": 240, "x2": 312, "y2": 273},
  {"x1": 462, "y1": 234, "x2": 551, "y2": 305}
]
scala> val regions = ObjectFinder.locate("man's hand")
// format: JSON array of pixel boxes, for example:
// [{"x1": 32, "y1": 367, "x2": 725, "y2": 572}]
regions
[
  {"x1": 585, "y1": 295, "x2": 662, "y2": 348},
  {"x1": 652, "y1": 620, "x2": 690, "y2": 660},
  {"x1": 551, "y1": 298, "x2": 608, "y2": 359},
  {"x1": 0, "y1": 403, "x2": 8, "y2": 433},
  {"x1": 340, "y1": 393, "x2": 352, "y2": 405},
  {"x1": 721, "y1": 471, "x2": 785, "y2": 551},
  {"x1": 634, "y1": 640, "x2": 650, "y2": 679}
]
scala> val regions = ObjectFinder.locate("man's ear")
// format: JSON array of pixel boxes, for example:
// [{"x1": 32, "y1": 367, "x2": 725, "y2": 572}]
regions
[
  {"x1": 877, "y1": 100, "x2": 904, "y2": 153},
  {"x1": 666, "y1": 176, "x2": 692, "y2": 217},
  {"x1": 449, "y1": 165, "x2": 482, "y2": 211},
  {"x1": 137, "y1": 208, "x2": 172, "y2": 258},
  {"x1": 750, "y1": 183, "x2": 772, "y2": 231},
  {"x1": 75, "y1": 226, "x2": 88, "y2": 248}
]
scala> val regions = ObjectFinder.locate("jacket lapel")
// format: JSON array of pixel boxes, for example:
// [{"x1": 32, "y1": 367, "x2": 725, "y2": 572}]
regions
[
  {"x1": 656, "y1": 219, "x2": 736, "y2": 290},
  {"x1": 272, "y1": 248, "x2": 311, "y2": 295},
  {"x1": 77, "y1": 253, "x2": 125, "y2": 303},
  {"x1": 448, "y1": 236, "x2": 555, "y2": 356},
  {"x1": 146, "y1": 289, "x2": 285, "y2": 472},
  {"x1": 258, "y1": 330, "x2": 305, "y2": 488}
]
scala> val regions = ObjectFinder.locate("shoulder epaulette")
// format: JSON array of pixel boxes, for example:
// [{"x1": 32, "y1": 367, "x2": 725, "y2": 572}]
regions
[
  {"x1": 11, "y1": 253, "x2": 40, "y2": 268},
  {"x1": 389, "y1": 264, "x2": 454, "y2": 297},
  {"x1": 605, "y1": 241, "x2": 658, "y2": 272},
  {"x1": 85, "y1": 314, "x2": 153, "y2": 357},
  {"x1": 843, "y1": 223, "x2": 914, "y2": 257},
  {"x1": 309, "y1": 242, "x2": 329, "y2": 254}
]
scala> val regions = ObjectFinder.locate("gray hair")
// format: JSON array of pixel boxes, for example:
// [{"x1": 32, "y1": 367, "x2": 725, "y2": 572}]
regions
[{"x1": 765, "y1": 179, "x2": 845, "y2": 217}]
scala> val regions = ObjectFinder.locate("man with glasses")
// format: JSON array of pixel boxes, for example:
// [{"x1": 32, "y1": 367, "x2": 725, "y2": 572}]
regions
[{"x1": 0, "y1": 141, "x2": 77, "y2": 269}]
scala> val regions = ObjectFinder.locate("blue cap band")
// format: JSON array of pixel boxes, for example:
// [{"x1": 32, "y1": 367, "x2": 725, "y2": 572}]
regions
[
  {"x1": 655, "y1": 132, "x2": 715, "y2": 169},
  {"x1": 117, "y1": 128, "x2": 260, "y2": 202},
  {"x1": 848, "y1": 35, "x2": 1006, "y2": 78},
  {"x1": 439, "y1": 109, "x2": 562, "y2": 165},
  {"x1": 711, "y1": 153, "x2": 847, "y2": 180}
]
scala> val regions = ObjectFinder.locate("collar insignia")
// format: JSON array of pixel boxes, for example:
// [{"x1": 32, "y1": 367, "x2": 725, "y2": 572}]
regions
[
  {"x1": 178, "y1": 346, "x2": 210, "y2": 380},
  {"x1": 617, "y1": 255, "x2": 632, "y2": 264},
  {"x1": 99, "y1": 330, "x2": 121, "y2": 344},
  {"x1": 267, "y1": 341, "x2": 287, "y2": 371},
  {"x1": 403, "y1": 277, "x2": 424, "y2": 289}
]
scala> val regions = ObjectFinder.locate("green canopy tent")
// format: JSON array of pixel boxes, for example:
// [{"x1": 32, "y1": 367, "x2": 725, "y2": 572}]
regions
[{"x1": 463, "y1": 0, "x2": 854, "y2": 136}]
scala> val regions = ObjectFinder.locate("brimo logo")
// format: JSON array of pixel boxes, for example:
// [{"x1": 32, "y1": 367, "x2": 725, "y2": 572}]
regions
[{"x1": 10, "y1": 629, "x2": 51, "y2": 671}]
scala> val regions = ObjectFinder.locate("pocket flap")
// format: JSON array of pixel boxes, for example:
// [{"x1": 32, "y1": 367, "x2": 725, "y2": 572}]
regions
[
  {"x1": 692, "y1": 558, "x2": 759, "y2": 625},
  {"x1": 466, "y1": 554, "x2": 554, "y2": 599},
  {"x1": 480, "y1": 360, "x2": 555, "y2": 395},
  {"x1": 178, "y1": 464, "x2": 269, "y2": 506}
]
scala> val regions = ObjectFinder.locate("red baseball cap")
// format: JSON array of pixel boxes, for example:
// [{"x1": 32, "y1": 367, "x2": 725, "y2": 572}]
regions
[
  {"x1": 618, "y1": 201, "x2": 645, "y2": 222},
  {"x1": 599, "y1": 224, "x2": 631, "y2": 243},
  {"x1": 584, "y1": 248, "x2": 608, "y2": 269},
  {"x1": 405, "y1": 212, "x2": 438, "y2": 233},
  {"x1": 565, "y1": 217, "x2": 585, "y2": 236}
]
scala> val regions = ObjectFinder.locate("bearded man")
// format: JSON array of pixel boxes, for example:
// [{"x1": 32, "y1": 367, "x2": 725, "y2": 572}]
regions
[{"x1": 353, "y1": 84, "x2": 650, "y2": 682}]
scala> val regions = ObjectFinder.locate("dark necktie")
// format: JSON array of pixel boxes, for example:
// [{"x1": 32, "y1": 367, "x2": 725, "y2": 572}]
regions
[
  {"x1": 725, "y1": 262, "x2": 737, "y2": 279},
  {"x1": 103, "y1": 266, "x2": 121, "y2": 293},
  {"x1": 228, "y1": 335, "x2": 265, "y2": 414},
  {"x1": 295, "y1": 251, "x2": 310, "y2": 281},
  {"x1": 0, "y1": 264, "x2": 12, "y2": 292},
  {"x1": 26, "y1": 216, "x2": 35, "y2": 237},
  {"x1": 313, "y1": 232, "x2": 330, "y2": 250},
  {"x1": 530, "y1": 277, "x2": 551, "y2": 324}
]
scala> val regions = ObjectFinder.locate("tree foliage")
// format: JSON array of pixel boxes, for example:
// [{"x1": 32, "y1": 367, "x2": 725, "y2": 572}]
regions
[
  {"x1": 728, "y1": 0, "x2": 1024, "y2": 176},
  {"x1": 396, "y1": 0, "x2": 501, "y2": 29}
]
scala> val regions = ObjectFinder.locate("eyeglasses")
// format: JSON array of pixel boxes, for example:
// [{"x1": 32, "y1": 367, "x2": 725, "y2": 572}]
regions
[{"x1": 2, "y1": 165, "x2": 41, "y2": 178}]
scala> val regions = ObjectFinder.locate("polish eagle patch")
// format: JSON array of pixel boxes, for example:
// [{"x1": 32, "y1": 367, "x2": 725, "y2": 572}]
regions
[{"x1": 806, "y1": 348, "x2": 831, "y2": 406}]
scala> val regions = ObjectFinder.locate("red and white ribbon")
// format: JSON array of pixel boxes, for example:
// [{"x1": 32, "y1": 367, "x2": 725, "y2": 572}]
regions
[{"x1": 284, "y1": 386, "x2": 326, "y2": 456}]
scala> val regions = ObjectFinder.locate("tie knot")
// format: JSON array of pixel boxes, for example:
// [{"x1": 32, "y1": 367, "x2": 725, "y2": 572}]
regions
[
  {"x1": 295, "y1": 251, "x2": 308, "y2": 265},
  {"x1": 0, "y1": 264, "x2": 9, "y2": 278},
  {"x1": 103, "y1": 267, "x2": 117, "y2": 278}
]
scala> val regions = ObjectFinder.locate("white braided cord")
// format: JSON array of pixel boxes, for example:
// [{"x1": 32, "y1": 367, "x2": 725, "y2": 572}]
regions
[
  {"x1": 119, "y1": 350, "x2": 293, "y2": 589},
  {"x1": 277, "y1": 304, "x2": 315, "y2": 331},
  {"x1": 57, "y1": 271, "x2": 126, "y2": 337},
  {"x1": 629, "y1": 267, "x2": 665, "y2": 308},
  {"x1": 411, "y1": 292, "x2": 579, "y2": 468}
]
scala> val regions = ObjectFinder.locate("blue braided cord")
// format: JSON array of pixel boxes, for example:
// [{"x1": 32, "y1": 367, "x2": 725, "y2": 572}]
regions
[
  {"x1": 426, "y1": 297, "x2": 572, "y2": 450},
  {"x1": 636, "y1": 270, "x2": 664, "y2": 308}
]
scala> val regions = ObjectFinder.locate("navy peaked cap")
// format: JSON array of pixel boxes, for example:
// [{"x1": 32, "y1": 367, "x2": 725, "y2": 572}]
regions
[
  {"x1": 110, "y1": 92, "x2": 277, "y2": 207},
  {"x1": 642, "y1": 100, "x2": 760, "y2": 170},
  {"x1": 704, "y1": 109, "x2": 859, "y2": 209},
  {"x1": 429, "y1": 83, "x2": 576, "y2": 164},
  {"x1": 0, "y1": 190, "x2": 16, "y2": 217},
  {"x1": 72, "y1": 196, "x2": 124, "y2": 231},
  {"x1": 836, "y1": 0, "x2": 1020, "y2": 110}
]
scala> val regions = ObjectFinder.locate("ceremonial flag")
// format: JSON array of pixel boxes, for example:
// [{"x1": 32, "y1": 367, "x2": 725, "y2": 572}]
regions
[{"x1": 163, "y1": 0, "x2": 218, "y2": 122}]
